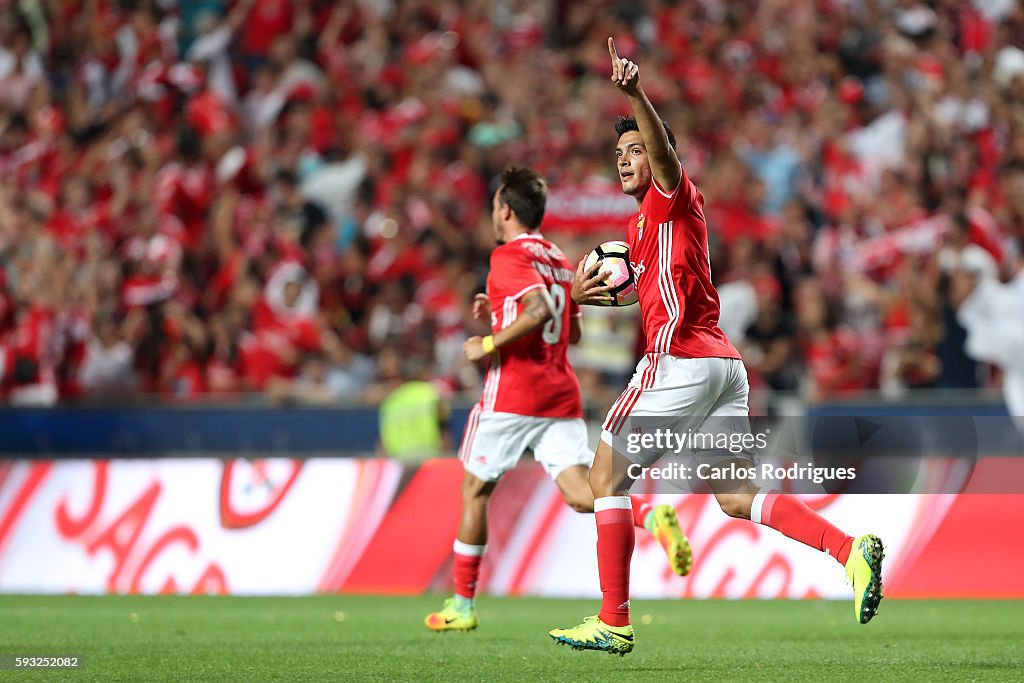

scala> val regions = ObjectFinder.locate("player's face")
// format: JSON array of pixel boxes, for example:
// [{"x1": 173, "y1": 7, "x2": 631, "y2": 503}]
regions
[
  {"x1": 491, "y1": 188, "x2": 508, "y2": 244},
  {"x1": 615, "y1": 131, "x2": 653, "y2": 198}
]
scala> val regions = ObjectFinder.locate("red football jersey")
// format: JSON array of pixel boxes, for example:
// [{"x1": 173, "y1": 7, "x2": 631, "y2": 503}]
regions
[
  {"x1": 627, "y1": 165, "x2": 741, "y2": 359},
  {"x1": 480, "y1": 233, "x2": 582, "y2": 418}
]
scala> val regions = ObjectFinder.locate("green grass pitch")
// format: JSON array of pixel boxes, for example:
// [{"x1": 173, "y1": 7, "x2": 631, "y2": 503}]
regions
[{"x1": 1, "y1": 595, "x2": 1022, "y2": 681}]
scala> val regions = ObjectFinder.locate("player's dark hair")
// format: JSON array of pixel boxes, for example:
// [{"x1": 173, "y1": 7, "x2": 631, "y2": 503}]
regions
[
  {"x1": 615, "y1": 115, "x2": 677, "y2": 152},
  {"x1": 498, "y1": 166, "x2": 547, "y2": 230}
]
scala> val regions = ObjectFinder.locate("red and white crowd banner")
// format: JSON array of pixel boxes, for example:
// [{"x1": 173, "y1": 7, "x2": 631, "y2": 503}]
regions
[
  {"x1": 0, "y1": 458, "x2": 1021, "y2": 597},
  {"x1": 541, "y1": 184, "x2": 638, "y2": 233}
]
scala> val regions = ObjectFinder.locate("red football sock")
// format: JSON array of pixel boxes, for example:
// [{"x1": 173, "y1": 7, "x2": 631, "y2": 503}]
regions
[
  {"x1": 630, "y1": 497, "x2": 652, "y2": 529},
  {"x1": 753, "y1": 490, "x2": 854, "y2": 565},
  {"x1": 595, "y1": 496, "x2": 635, "y2": 627},
  {"x1": 452, "y1": 540, "x2": 485, "y2": 600}
]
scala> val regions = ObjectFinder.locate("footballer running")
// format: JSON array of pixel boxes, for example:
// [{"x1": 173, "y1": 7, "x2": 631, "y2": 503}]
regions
[
  {"x1": 424, "y1": 166, "x2": 694, "y2": 633},
  {"x1": 548, "y1": 39, "x2": 884, "y2": 656}
]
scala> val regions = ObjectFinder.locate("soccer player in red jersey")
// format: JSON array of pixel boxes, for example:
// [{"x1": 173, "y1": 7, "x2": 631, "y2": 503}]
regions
[
  {"x1": 549, "y1": 40, "x2": 884, "y2": 655},
  {"x1": 425, "y1": 166, "x2": 693, "y2": 632}
]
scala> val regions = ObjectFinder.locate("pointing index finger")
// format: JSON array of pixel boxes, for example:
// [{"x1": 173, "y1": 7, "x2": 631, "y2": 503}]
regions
[{"x1": 608, "y1": 37, "x2": 618, "y2": 60}]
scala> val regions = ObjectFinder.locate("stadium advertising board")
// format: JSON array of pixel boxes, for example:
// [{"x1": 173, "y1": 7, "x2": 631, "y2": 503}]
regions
[{"x1": 0, "y1": 458, "x2": 1020, "y2": 598}]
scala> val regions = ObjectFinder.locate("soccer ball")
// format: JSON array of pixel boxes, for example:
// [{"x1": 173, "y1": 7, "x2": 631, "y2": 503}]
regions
[{"x1": 582, "y1": 241, "x2": 638, "y2": 306}]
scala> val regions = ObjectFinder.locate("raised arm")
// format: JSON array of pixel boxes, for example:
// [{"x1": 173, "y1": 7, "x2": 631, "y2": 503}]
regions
[{"x1": 608, "y1": 37, "x2": 681, "y2": 193}]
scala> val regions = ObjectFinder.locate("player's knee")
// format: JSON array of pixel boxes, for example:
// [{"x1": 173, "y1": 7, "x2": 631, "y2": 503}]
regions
[{"x1": 716, "y1": 493, "x2": 752, "y2": 520}]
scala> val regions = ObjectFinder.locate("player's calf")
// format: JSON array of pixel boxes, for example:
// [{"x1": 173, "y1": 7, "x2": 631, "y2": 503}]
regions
[
  {"x1": 425, "y1": 472, "x2": 494, "y2": 632},
  {"x1": 743, "y1": 487, "x2": 886, "y2": 623}
]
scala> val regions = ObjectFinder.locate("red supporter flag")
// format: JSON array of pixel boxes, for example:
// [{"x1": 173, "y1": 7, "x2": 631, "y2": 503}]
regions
[{"x1": 541, "y1": 183, "x2": 637, "y2": 234}]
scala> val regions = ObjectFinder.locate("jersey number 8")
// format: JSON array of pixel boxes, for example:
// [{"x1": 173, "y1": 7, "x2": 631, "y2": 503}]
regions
[{"x1": 541, "y1": 284, "x2": 566, "y2": 344}]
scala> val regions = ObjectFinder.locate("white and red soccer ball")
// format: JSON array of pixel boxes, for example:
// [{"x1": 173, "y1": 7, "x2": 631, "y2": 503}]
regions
[{"x1": 583, "y1": 240, "x2": 638, "y2": 306}]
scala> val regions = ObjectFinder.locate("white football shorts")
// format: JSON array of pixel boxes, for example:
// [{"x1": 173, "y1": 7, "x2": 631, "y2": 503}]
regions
[
  {"x1": 601, "y1": 354, "x2": 757, "y2": 467},
  {"x1": 458, "y1": 407, "x2": 594, "y2": 482}
]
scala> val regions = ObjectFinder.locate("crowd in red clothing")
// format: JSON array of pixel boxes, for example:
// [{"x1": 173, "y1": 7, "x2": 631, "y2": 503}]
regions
[{"x1": 0, "y1": 0, "x2": 1022, "y2": 408}]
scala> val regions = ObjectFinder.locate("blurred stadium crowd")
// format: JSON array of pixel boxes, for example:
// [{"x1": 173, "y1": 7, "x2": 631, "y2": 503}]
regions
[{"x1": 0, "y1": 0, "x2": 1022, "y2": 409}]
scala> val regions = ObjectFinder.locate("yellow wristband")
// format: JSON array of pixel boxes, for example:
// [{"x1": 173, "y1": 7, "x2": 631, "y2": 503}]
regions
[{"x1": 481, "y1": 335, "x2": 496, "y2": 354}]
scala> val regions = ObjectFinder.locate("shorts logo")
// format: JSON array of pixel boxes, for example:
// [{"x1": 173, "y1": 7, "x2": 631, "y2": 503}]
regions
[{"x1": 475, "y1": 455, "x2": 487, "y2": 464}]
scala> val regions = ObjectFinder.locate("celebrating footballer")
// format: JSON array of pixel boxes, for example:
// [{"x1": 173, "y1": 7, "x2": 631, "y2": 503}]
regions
[{"x1": 548, "y1": 38, "x2": 885, "y2": 656}]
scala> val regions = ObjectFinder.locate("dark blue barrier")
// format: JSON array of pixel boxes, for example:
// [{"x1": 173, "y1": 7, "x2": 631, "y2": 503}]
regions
[
  {"x1": 0, "y1": 405, "x2": 473, "y2": 455},
  {"x1": 0, "y1": 394, "x2": 1010, "y2": 456},
  {"x1": 808, "y1": 404, "x2": 1008, "y2": 417},
  {"x1": 805, "y1": 400, "x2": 1021, "y2": 458}
]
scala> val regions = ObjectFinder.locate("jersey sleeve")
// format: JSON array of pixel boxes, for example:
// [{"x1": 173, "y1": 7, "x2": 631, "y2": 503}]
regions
[
  {"x1": 648, "y1": 160, "x2": 698, "y2": 215},
  {"x1": 488, "y1": 245, "x2": 545, "y2": 301}
]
